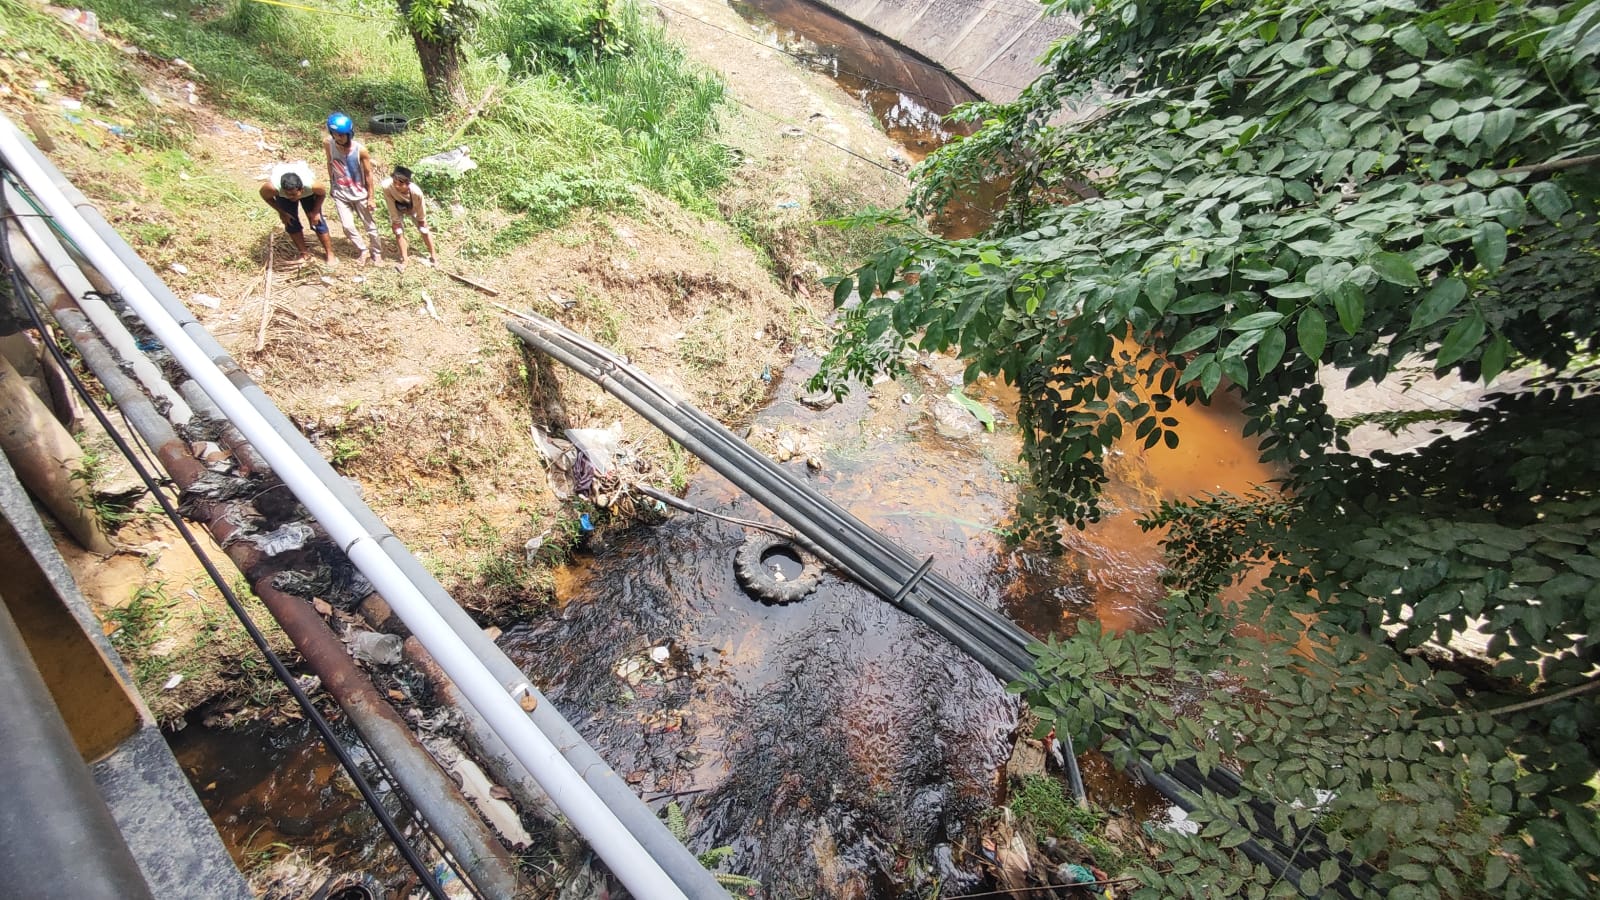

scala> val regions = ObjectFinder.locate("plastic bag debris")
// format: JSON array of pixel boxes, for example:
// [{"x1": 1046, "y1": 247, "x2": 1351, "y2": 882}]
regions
[
  {"x1": 565, "y1": 423, "x2": 623, "y2": 476},
  {"x1": 347, "y1": 630, "x2": 403, "y2": 666},
  {"x1": 416, "y1": 145, "x2": 477, "y2": 176},
  {"x1": 53, "y1": 8, "x2": 99, "y2": 35},
  {"x1": 252, "y1": 521, "x2": 315, "y2": 555},
  {"x1": 529, "y1": 424, "x2": 579, "y2": 500}
]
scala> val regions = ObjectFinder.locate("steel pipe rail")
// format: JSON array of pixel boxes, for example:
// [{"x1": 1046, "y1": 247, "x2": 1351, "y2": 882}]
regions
[
  {"x1": 1, "y1": 180, "x2": 191, "y2": 425},
  {"x1": 3, "y1": 211, "x2": 518, "y2": 898},
  {"x1": 0, "y1": 114, "x2": 698, "y2": 900},
  {"x1": 0, "y1": 135, "x2": 728, "y2": 900}
]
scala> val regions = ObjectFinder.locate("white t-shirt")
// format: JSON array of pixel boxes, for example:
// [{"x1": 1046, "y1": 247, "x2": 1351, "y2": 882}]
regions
[{"x1": 267, "y1": 161, "x2": 317, "y2": 197}]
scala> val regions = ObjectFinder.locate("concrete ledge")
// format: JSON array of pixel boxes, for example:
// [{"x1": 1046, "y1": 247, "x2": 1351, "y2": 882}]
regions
[
  {"x1": 809, "y1": 0, "x2": 1076, "y2": 102},
  {"x1": 0, "y1": 449, "x2": 250, "y2": 899}
]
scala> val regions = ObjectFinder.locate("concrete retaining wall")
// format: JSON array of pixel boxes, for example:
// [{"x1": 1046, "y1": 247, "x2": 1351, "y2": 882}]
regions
[{"x1": 809, "y1": 0, "x2": 1077, "y2": 103}]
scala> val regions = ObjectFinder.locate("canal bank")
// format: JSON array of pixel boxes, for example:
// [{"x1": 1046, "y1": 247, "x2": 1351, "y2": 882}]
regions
[{"x1": 785, "y1": 0, "x2": 1075, "y2": 103}]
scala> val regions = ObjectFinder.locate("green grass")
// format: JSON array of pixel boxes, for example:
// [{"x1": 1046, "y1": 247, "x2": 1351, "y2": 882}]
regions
[
  {"x1": 1008, "y1": 774, "x2": 1129, "y2": 873},
  {"x1": 0, "y1": 0, "x2": 144, "y2": 107},
  {"x1": 74, "y1": 0, "x2": 426, "y2": 127},
  {"x1": 44, "y1": 0, "x2": 732, "y2": 249},
  {"x1": 106, "y1": 580, "x2": 179, "y2": 651}
]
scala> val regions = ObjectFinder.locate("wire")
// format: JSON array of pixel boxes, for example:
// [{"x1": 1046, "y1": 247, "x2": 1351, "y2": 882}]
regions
[
  {"x1": 0, "y1": 180, "x2": 452, "y2": 900},
  {"x1": 632, "y1": 480, "x2": 803, "y2": 540},
  {"x1": 721, "y1": 89, "x2": 913, "y2": 181}
]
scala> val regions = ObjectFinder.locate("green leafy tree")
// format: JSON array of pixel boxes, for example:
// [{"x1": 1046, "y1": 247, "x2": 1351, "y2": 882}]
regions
[
  {"x1": 816, "y1": 0, "x2": 1600, "y2": 896},
  {"x1": 395, "y1": 0, "x2": 491, "y2": 106}
]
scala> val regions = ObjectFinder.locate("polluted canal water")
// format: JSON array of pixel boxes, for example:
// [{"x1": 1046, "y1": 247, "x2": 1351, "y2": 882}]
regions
[
  {"x1": 167, "y1": 0, "x2": 1273, "y2": 894},
  {"x1": 503, "y1": 0, "x2": 1277, "y2": 894}
]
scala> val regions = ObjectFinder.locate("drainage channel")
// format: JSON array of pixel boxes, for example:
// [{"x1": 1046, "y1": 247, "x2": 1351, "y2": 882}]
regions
[{"x1": 505, "y1": 309, "x2": 1380, "y2": 898}]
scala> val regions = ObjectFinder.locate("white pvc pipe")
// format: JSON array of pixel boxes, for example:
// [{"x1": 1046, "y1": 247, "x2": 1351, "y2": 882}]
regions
[
  {"x1": 2, "y1": 180, "x2": 193, "y2": 425},
  {"x1": 0, "y1": 116, "x2": 690, "y2": 900}
]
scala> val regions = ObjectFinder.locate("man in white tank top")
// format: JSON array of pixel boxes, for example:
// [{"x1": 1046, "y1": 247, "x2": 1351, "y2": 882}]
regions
[{"x1": 324, "y1": 112, "x2": 382, "y2": 265}]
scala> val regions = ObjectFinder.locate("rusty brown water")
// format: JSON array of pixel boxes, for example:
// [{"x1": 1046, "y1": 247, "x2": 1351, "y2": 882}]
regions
[
  {"x1": 727, "y1": 0, "x2": 1005, "y2": 238},
  {"x1": 503, "y1": 352, "x2": 1027, "y2": 895},
  {"x1": 169, "y1": 719, "x2": 397, "y2": 882},
  {"x1": 501, "y1": 2, "x2": 1275, "y2": 894}
]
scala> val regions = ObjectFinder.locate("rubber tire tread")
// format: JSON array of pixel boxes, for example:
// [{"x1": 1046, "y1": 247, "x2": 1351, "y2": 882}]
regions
[
  {"x1": 368, "y1": 114, "x2": 409, "y2": 135},
  {"x1": 733, "y1": 533, "x2": 820, "y2": 605}
]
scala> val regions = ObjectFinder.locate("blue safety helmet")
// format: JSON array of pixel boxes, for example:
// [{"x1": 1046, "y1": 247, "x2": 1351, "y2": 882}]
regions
[{"x1": 327, "y1": 112, "x2": 354, "y2": 136}]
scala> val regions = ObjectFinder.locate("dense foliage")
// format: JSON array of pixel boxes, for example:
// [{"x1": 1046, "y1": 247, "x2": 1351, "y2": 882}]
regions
[{"x1": 816, "y1": 0, "x2": 1600, "y2": 896}]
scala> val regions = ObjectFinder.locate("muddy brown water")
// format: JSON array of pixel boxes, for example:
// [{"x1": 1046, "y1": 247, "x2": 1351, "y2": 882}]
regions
[
  {"x1": 170, "y1": 719, "x2": 391, "y2": 878},
  {"x1": 171, "y1": 0, "x2": 1270, "y2": 893},
  {"x1": 503, "y1": 336, "x2": 1268, "y2": 894}
]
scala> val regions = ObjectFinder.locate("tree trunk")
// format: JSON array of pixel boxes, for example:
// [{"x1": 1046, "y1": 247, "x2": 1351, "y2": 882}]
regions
[
  {"x1": 410, "y1": 31, "x2": 468, "y2": 109},
  {"x1": 0, "y1": 354, "x2": 113, "y2": 554}
]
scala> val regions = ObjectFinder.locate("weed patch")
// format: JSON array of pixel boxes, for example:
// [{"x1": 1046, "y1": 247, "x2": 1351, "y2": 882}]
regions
[
  {"x1": 0, "y1": 0, "x2": 143, "y2": 108},
  {"x1": 76, "y1": 0, "x2": 423, "y2": 124},
  {"x1": 1008, "y1": 774, "x2": 1128, "y2": 874}
]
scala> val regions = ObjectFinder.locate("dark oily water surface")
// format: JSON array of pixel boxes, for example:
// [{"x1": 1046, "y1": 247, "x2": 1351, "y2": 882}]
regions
[
  {"x1": 171, "y1": 0, "x2": 1270, "y2": 891},
  {"x1": 509, "y1": 338, "x2": 1269, "y2": 893},
  {"x1": 506, "y1": 1, "x2": 1276, "y2": 890},
  {"x1": 503, "y1": 353, "x2": 1026, "y2": 895}
]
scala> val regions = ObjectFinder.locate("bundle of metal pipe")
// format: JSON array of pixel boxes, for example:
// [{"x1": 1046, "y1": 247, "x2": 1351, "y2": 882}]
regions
[
  {"x1": 0, "y1": 113, "x2": 727, "y2": 900},
  {"x1": 503, "y1": 310, "x2": 1380, "y2": 898},
  {"x1": 2, "y1": 174, "x2": 494, "y2": 900}
]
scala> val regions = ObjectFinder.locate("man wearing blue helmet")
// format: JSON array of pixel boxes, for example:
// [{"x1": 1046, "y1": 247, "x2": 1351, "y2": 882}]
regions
[{"x1": 323, "y1": 112, "x2": 383, "y2": 265}]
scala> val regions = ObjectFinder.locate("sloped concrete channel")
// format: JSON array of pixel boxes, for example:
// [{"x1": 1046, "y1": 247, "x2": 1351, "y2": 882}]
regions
[{"x1": 791, "y1": 0, "x2": 1077, "y2": 102}]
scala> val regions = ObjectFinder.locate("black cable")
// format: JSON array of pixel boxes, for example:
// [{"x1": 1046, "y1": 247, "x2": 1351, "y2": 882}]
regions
[
  {"x1": 721, "y1": 89, "x2": 913, "y2": 181},
  {"x1": 0, "y1": 188, "x2": 452, "y2": 900},
  {"x1": 508, "y1": 311, "x2": 1383, "y2": 896},
  {"x1": 359, "y1": 743, "x2": 492, "y2": 900}
]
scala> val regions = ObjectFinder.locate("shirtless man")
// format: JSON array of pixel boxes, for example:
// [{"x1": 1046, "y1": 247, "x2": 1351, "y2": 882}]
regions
[
  {"x1": 379, "y1": 165, "x2": 438, "y2": 271},
  {"x1": 259, "y1": 161, "x2": 335, "y2": 264}
]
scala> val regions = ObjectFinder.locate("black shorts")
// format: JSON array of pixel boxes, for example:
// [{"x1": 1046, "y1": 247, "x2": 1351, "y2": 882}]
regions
[{"x1": 271, "y1": 194, "x2": 325, "y2": 233}]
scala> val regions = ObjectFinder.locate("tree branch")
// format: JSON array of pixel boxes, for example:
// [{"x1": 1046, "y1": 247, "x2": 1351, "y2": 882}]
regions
[
  {"x1": 1437, "y1": 153, "x2": 1600, "y2": 186},
  {"x1": 1483, "y1": 677, "x2": 1600, "y2": 718}
]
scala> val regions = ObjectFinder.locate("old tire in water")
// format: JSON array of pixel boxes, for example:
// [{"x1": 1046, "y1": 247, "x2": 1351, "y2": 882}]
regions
[
  {"x1": 368, "y1": 113, "x2": 409, "y2": 135},
  {"x1": 734, "y1": 533, "x2": 820, "y2": 605}
]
